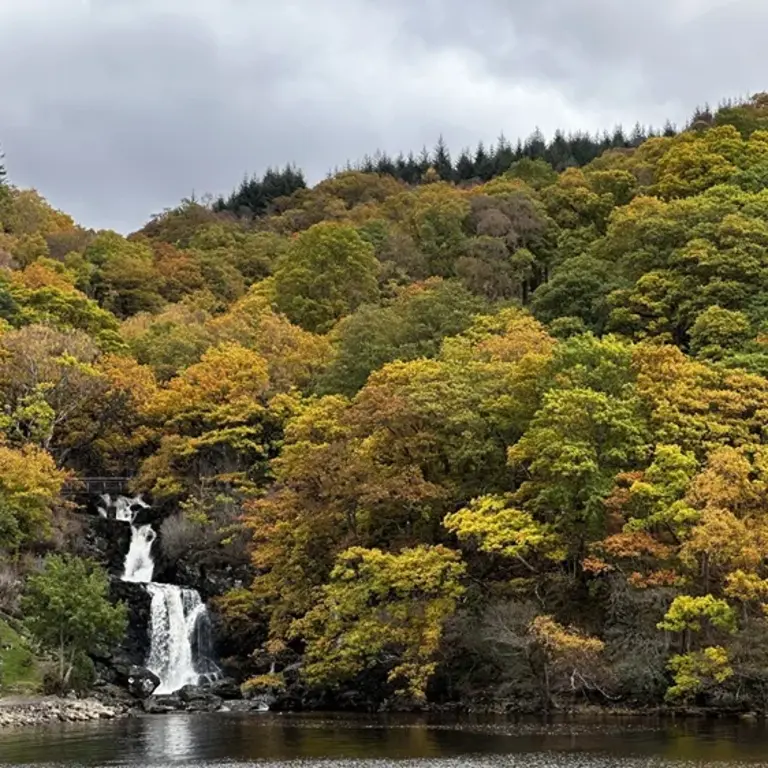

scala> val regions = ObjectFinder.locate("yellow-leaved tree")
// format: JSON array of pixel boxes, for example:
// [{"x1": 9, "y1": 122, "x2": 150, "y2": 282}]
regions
[{"x1": 289, "y1": 545, "x2": 466, "y2": 702}]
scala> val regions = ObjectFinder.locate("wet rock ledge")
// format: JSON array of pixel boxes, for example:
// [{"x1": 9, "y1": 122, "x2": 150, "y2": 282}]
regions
[{"x1": 0, "y1": 697, "x2": 119, "y2": 728}]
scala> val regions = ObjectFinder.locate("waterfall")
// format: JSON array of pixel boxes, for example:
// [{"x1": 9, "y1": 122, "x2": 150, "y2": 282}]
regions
[
  {"x1": 123, "y1": 524, "x2": 157, "y2": 583},
  {"x1": 110, "y1": 494, "x2": 220, "y2": 694},
  {"x1": 100, "y1": 493, "x2": 148, "y2": 523},
  {"x1": 145, "y1": 584, "x2": 216, "y2": 695}
]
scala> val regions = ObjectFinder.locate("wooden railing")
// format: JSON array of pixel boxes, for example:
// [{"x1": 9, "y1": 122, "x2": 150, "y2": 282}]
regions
[{"x1": 63, "y1": 477, "x2": 132, "y2": 496}]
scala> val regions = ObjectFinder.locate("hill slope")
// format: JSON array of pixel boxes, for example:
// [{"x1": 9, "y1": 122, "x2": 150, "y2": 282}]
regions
[{"x1": 2, "y1": 94, "x2": 768, "y2": 711}]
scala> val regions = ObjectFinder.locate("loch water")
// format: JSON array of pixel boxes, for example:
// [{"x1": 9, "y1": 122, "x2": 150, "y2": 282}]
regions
[{"x1": 2, "y1": 713, "x2": 768, "y2": 767}]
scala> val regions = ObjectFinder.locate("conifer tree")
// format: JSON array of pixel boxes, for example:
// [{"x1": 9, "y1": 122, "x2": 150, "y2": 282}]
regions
[
  {"x1": 417, "y1": 146, "x2": 432, "y2": 177},
  {"x1": 433, "y1": 136, "x2": 454, "y2": 182},
  {"x1": 525, "y1": 128, "x2": 547, "y2": 160},
  {"x1": 494, "y1": 134, "x2": 515, "y2": 175},
  {"x1": 455, "y1": 148, "x2": 476, "y2": 182},
  {"x1": 474, "y1": 142, "x2": 495, "y2": 181}
]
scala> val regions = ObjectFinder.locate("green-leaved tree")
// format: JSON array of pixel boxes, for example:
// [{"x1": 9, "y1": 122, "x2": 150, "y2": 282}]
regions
[{"x1": 22, "y1": 555, "x2": 127, "y2": 690}]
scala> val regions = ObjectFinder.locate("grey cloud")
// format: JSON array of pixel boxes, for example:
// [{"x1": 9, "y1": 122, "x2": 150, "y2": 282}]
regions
[
  {"x1": 396, "y1": 0, "x2": 767, "y2": 108},
  {"x1": 0, "y1": 0, "x2": 765, "y2": 232}
]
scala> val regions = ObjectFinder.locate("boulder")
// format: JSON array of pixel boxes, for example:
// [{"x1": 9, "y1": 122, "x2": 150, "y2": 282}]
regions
[
  {"x1": 142, "y1": 695, "x2": 184, "y2": 714},
  {"x1": 185, "y1": 695, "x2": 223, "y2": 713},
  {"x1": 178, "y1": 685, "x2": 222, "y2": 712},
  {"x1": 125, "y1": 666, "x2": 160, "y2": 699},
  {"x1": 209, "y1": 677, "x2": 242, "y2": 700},
  {"x1": 178, "y1": 684, "x2": 223, "y2": 711},
  {"x1": 111, "y1": 659, "x2": 160, "y2": 699},
  {"x1": 178, "y1": 684, "x2": 209, "y2": 703},
  {"x1": 222, "y1": 698, "x2": 272, "y2": 713}
]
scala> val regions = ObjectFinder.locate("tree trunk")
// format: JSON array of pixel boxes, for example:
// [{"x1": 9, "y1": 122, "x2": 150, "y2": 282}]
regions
[
  {"x1": 63, "y1": 647, "x2": 77, "y2": 688},
  {"x1": 59, "y1": 628, "x2": 65, "y2": 686}
]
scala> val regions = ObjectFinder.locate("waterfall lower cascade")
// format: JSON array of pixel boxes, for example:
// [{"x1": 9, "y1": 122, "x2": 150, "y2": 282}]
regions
[
  {"x1": 102, "y1": 495, "x2": 220, "y2": 695},
  {"x1": 145, "y1": 584, "x2": 219, "y2": 694}
]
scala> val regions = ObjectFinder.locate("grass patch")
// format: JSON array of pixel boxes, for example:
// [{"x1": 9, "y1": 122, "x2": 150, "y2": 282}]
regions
[{"x1": 0, "y1": 618, "x2": 42, "y2": 695}]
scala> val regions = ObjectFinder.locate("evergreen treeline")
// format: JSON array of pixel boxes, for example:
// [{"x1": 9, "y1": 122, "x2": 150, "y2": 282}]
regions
[
  {"x1": 345, "y1": 123, "x2": 674, "y2": 185},
  {"x1": 214, "y1": 126, "x2": 672, "y2": 217},
  {"x1": 213, "y1": 165, "x2": 307, "y2": 217},
  {"x1": 211, "y1": 95, "x2": 768, "y2": 221}
]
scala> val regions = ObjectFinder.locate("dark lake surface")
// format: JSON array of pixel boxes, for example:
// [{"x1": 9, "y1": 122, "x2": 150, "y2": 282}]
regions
[{"x1": 2, "y1": 712, "x2": 768, "y2": 767}]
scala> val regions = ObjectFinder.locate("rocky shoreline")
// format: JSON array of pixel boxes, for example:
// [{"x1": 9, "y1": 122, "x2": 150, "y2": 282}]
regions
[
  {"x1": 3, "y1": 691, "x2": 766, "y2": 730},
  {"x1": 0, "y1": 678, "x2": 272, "y2": 729},
  {"x1": 0, "y1": 697, "x2": 121, "y2": 728}
]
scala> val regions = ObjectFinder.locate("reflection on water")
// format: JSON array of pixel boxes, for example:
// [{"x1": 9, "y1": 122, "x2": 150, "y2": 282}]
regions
[
  {"x1": 144, "y1": 714, "x2": 196, "y2": 762},
  {"x1": 2, "y1": 713, "x2": 768, "y2": 766}
]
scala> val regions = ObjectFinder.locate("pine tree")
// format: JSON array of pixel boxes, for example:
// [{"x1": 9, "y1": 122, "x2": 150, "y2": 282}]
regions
[
  {"x1": 494, "y1": 134, "x2": 515, "y2": 175},
  {"x1": 548, "y1": 130, "x2": 570, "y2": 171},
  {"x1": 0, "y1": 143, "x2": 7, "y2": 186},
  {"x1": 403, "y1": 152, "x2": 421, "y2": 184},
  {"x1": 455, "y1": 148, "x2": 476, "y2": 182},
  {"x1": 374, "y1": 151, "x2": 396, "y2": 178},
  {"x1": 630, "y1": 122, "x2": 645, "y2": 147},
  {"x1": 394, "y1": 153, "x2": 408, "y2": 182},
  {"x1": 417, "y1": 147, "x2": 432, "y2": 178},
  {"x1": 361, "y1": 154, "x2": 375, "y2": 173},
  {"x1": 474, "y1": 142, "x2": 495, "y2": 181},
  {"x1": 524, "y1": 128, "x2": 547, "y2": 161},
  {"x1": 433, "y1": 136, "x2": 454, "y2": 182},
  {"x1": 611, "y1": 126, "x2": 628, "y2": 148}
]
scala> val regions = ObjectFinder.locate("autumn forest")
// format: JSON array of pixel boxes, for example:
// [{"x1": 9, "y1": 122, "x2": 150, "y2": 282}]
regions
[{"x1": 4, "y1": 95, "x2": 768, "y2": 712}]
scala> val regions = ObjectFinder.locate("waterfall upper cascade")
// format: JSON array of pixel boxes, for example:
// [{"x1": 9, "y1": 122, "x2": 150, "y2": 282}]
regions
[
  {"x1": 123, "y1": 524, "x2": 156, "y2": 583},
  {"x1": 101, "y1": 495, "x2": 220, "y2": 695},
  {"x1": 99, "y1": 493, "x2": 148, "y2": 522}
]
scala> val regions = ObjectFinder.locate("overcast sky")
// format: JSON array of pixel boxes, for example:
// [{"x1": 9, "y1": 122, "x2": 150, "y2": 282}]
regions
[{"x1": 0, "y1": 0, "x2": 765, "y2": 233}]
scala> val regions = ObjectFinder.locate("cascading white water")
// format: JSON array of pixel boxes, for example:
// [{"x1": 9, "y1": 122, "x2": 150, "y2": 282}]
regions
[
  {"x1": 145, "y1": 584, "x2": 208, "y2": 695},
  {"x1": 100, "y1": 493, "x2": 148, "y2": 523},
  {"x1": 108, "y1": 494, "x2": 220, "y2": 695},
  {"x1": 123, "y1": 524, "x2": 157, "y2": 583}
]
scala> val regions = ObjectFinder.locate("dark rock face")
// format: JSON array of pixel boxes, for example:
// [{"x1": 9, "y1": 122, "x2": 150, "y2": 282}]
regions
[
  {"x1": 91, "y1": 683, "x2": 140, "y2": 710},
  {"x1": 209, "y1": 678, "x2": 242, "y2": 700},
  {"x1": 92, "y1": 579, "x2": 155, "y2": 695},
  {"x1": 108, "y1": 579, "x2": 152, "y2": 666},
  {"x1": 157, "y1": 559, "x2": 251, "y2": 603},
  {"x1": 80, "y1": 517, "x2": 134, "y2": 577}
]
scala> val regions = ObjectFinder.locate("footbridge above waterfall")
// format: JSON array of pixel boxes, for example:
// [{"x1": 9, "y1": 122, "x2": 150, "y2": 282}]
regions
[{"x1": 63, "y1": 477, "x2": 133, "y2": 497}]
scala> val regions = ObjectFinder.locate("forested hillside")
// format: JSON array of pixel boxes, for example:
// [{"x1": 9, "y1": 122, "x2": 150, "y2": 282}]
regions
[{"x1": 4, "y1": 94, "x2": 768, "y2": 710}]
